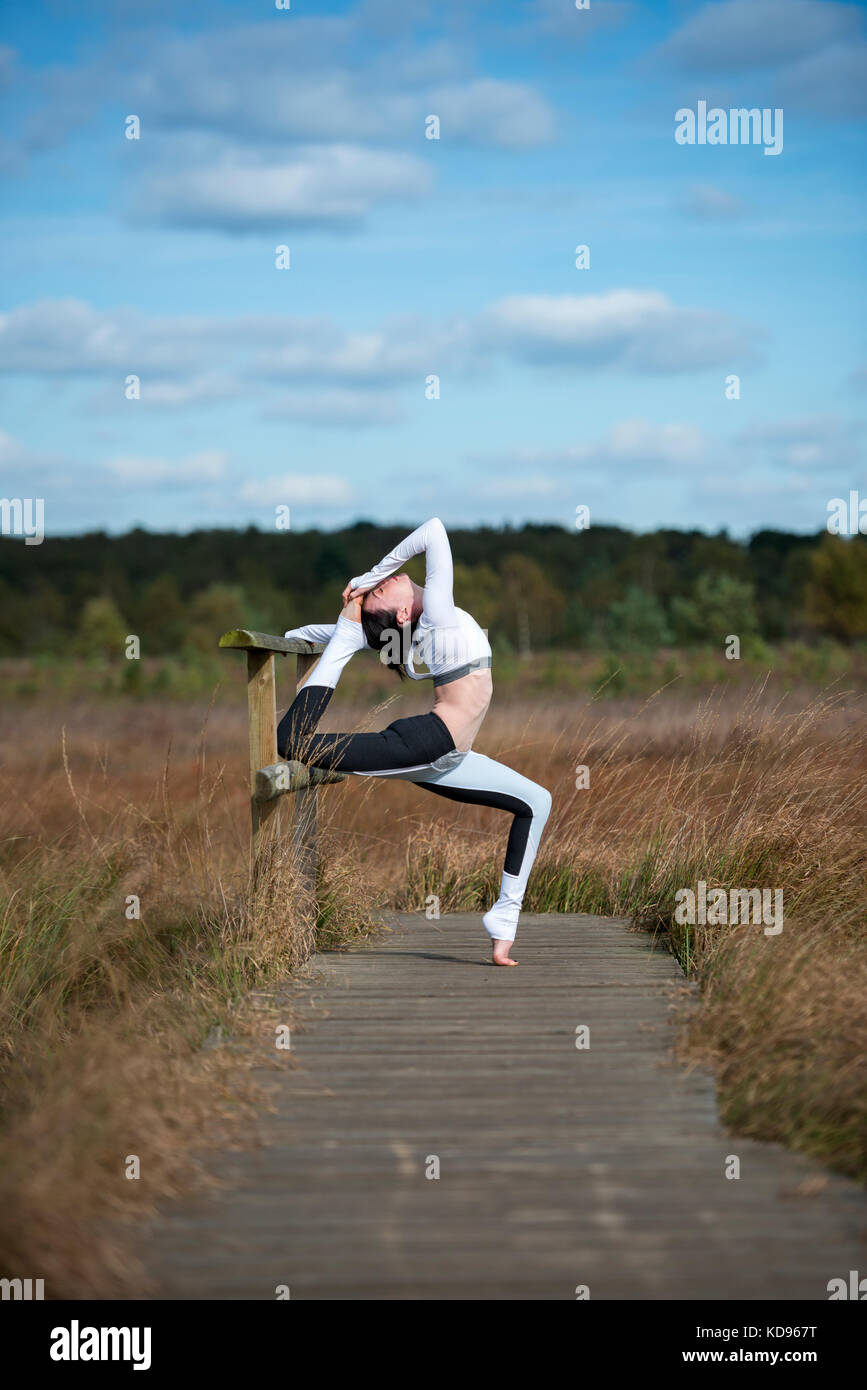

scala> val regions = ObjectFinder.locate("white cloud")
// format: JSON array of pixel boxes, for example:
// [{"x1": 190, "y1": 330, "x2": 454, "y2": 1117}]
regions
[
  {"x1": 655, "y1": 0, "x2": 866, "y2": 118},
  {"x1": 775, "y1": 41, "x2": 867, "y2": 119},
  {"x1": 0, "y1": 299, "x2": 177, "y2": 374},
  {"x1": 251, "y1": 314, "x2": 460, "y2": 384},
  {"x1": 472, "y1": 419, "x2": 710, "y2": 475},
  {"x1": 425, "y1": 79, "x2": 555, "y2": 148},
  {"x1": 105, "y1": 450, "x2": 228, "y2": 484},
  {"x1": 736, "y1": 414, "x2": 861, "y2": 472},
  {"x1": 1, "y1": 300, "x2": 121, "y2": 371},
  {"x1": 0, "y1": 287, "x2": 755, "y2": 417},
  {"x1": 696, "y1": 473, "x2": 817, "y2": 503},
  {"x1": 0, "y1": 299, "x2": 459, "y2": 387},
  {"x1": 129, "y1": 22, "x2": 554, "y2": 150},
  {"x1": 140, "y1": 376, "x2": 241, "y2": 408},
  {"x1": 531, "y1": 0, "x2": 634, "y2": 41},
  {"x1": 87, "y1": 375, "x2": 243, "y2": 411},
  {"x1": 0, "y1": 292, "x2": 759, "y2": 396},
  {"x1": 239, "y1": 474, "x2": 355, "y2": 505},
  {"x1": 0, "y1": 15, "x2": 556, "y2": 182},
  {"x1": 481, "y1": 291, "x2": 757, "y2": 371},
  {"x1": 0, "y1": 428, "x2": 64, "y2": 472},
  {"x1": 657, "y1": 0, "x2": 862, "y2": 72},
  {"x1": 605, "y1": 419, "x2": 707, "y2": 466},
  {"x1": 737, "y1": 415, "x2": 845, "y2": 445},
  {"x1": 136, "y1": 142, "x2": 432, "y2": 232}
]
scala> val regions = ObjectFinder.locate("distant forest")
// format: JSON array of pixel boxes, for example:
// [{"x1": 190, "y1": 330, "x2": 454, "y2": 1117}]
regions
[{"x1": 1, "y1": 521, "x2": 866, "y2": 658}]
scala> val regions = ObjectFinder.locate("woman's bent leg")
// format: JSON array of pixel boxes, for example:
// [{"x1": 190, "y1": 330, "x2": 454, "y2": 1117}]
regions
[
  {"x1": 277, "y1": 691, "x2": 455, "y2": 774},
  {"x1": 410, "y1": 751, "x2": 552, "y2": 943},
  {"x1": 276, "y1": 685, "x2": 335, "y2": 762}
]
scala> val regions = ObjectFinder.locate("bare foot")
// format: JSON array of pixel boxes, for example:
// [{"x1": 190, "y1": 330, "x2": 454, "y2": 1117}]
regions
[{"x1": 492, "y1": 939, "x2": 518, "y2": 967}]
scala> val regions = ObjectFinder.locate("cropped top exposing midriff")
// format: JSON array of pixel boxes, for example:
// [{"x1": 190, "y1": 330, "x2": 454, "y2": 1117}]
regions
[{"x1": 284, "y1": 518, "x2": 493, "y2": 752}]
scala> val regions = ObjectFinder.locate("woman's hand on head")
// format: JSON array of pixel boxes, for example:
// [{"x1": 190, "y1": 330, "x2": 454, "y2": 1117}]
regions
[
  {"x1": 342, "y1": 580, "x2": 374, "y2": 604},
  {"x1": 340, "y1": 595, "x2": 364, "y2": 623}
]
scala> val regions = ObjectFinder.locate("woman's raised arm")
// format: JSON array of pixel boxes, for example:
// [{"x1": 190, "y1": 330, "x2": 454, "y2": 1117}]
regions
[
  {"x1": 347, "y1": 517, "x2": 455, "y2": 625},
  {"x1": 284, "y1": 621, "x2": 339, "y2": 646},
  {"x1": 285, "y1": 614, "x2": 368, "y2": 690}
]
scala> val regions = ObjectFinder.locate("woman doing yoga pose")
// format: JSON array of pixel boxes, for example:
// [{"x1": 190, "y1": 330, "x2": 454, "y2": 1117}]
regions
[{"x1": 277, "y1": 518, "x2": 552, "y2": 966}]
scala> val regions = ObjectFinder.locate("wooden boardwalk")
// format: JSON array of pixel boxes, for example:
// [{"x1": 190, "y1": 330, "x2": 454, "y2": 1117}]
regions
[{"x1": 144, "y1": 914, "x2": 866, "y2": 1299}]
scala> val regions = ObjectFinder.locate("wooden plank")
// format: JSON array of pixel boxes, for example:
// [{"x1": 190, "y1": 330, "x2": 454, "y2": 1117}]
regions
[
  {"x1": 255, "y1": 760, "x2": 346, "y2": 802},
  {"x1": 292, "y1": 651, "x2": 320, "y2": 898},
  {"x1": 220, "y1": 628, "x2": 325, "y2": 655},
  {"x1": 145, "y1": 912, "x2": 867, "y2": 1300},
  {"x1": 246, "y1": 649, "x2": 279, "y2": 861}
]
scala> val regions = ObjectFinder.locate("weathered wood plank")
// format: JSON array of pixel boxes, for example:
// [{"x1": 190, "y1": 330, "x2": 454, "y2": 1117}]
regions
[
  {"x1": 255, "y1": 760, "x2": 346, "y2": 802},
  {"x1": 144, "y1": 913, "x2": 867, "y2": 1300},
  {"x1": 224, "y1": 630, "x2": 341, "y2": 878},
  {"x1": 292, "y1": 651, "x2": 320, "y2": 899},
  {"x1": 246, "y1": 649, "x2": 279, "y2": 860},
  {"x1": 220, "y1": 628, "x2": 325, "y2": 655}
]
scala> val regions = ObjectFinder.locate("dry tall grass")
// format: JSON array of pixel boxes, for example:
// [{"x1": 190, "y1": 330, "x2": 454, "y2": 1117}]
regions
[
  {"x1": 0, "y1": 703, "x2": 377, "y2": 1296},
  {"x1": 385, "y1": 683, "x2": 867, "y2": 1180},
  {"x1": 1, "y1": 674, "x2": 865, "y2": 1297}
]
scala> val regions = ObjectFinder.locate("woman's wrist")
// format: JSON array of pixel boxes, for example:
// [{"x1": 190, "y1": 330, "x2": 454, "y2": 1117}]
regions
[{"x1": 340, "y1": 598, "x2": 363, "y2": 624}]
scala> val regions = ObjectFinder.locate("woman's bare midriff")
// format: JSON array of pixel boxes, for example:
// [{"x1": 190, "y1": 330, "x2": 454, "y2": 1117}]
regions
[{"x1": 432, "y1": 669, "x2": 492, "y2": 752}]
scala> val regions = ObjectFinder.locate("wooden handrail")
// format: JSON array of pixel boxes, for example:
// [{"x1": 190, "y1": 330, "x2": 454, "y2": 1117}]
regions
[
  {"x1": 219, "y1": 628, "x2": 325, "y2": 655},
  {"x1": 219, "y1": 628, "x2": 345, "y2": 893},
  {"x1": 255, "y1": 760, "x2": 346, "y2": 802}
]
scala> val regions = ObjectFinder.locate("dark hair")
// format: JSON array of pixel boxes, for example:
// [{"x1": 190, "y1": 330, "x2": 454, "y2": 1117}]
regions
[{"x1": 361, "y1": 603, "x2": 415, "y2": 679}]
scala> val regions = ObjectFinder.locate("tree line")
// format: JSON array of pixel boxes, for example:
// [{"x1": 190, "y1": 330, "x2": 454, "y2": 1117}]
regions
[{"x1": 0, "y1": 521, "x2": 865, "y2": 659}]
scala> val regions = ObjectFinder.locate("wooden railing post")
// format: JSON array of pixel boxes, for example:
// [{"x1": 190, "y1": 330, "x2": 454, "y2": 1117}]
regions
[
  {"x1": 247, "y1": 647, "x2": 279, "y2": 864},
  {"x1": 219, "y1": 629, "x2": 344, "y2": 896},
  {"x1": 293, "y1": 651, "x2": 319, "y2": 900}
]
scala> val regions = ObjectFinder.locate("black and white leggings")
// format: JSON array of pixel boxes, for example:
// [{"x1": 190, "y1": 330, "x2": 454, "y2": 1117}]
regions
[{"x1": 277, "y1": 686, "x2": 552, "y2": 942}]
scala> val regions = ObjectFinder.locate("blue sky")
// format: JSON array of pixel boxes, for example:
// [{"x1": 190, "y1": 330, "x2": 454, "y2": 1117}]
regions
[{"x1": 1, "y1": 0, "x2": 865, "y2": 537}]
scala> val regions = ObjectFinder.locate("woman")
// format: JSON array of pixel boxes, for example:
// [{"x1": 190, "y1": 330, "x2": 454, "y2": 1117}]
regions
[{"x1": 278, "y1": 517, "x2": 552, "y2": 966}]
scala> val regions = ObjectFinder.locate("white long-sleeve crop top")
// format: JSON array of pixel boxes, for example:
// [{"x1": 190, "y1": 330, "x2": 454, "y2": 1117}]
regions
[{"x1": 284, "y1": 518, "x2": 491, "y2": 690}]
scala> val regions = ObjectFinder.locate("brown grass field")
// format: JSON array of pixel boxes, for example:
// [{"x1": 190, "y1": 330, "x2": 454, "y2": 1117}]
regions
[{"x1": 1, "y1": 655, "x2": 865, "y2": 1295}]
